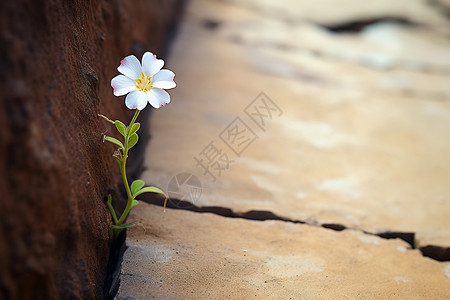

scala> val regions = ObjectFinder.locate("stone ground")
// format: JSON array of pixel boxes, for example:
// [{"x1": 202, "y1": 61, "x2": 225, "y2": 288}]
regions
[{"x1": 117, "y1": 0, "x2": 450, "y2": 298}]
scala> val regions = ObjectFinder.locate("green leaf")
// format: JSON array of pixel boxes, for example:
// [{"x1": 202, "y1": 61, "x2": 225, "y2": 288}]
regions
[
  {"x1": 131, "y1": 200, "x2": 139, "y2": 208},
  {"x1": 104, "y1": 136, "x2": 124, "y2": 149},
  {"x1": 111, "y1": 220, "x2": 141, "y2": 229},
  {"x1": 131, "y1": 179, "x2": 145, "y2": 195},
  {"x1": 106, "y1": 194, "x2": 119, "y2": 224},
  {"x1": 129, "y1": 122, "x2": 140, "y2": 136},
  {"x1": 115, "y1": 120, "x2": 127, "y2": 136},
  {"x1": 128, "y1": 133, "x2": 138, "y2": 148},
  {"x1": 133, "y1": 186, "x2": 167, "y2": 199}
]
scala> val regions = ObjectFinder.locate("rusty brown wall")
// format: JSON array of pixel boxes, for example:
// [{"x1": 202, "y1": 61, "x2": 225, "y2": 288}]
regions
[{"x1": 0, "y1": 0, "x2": 183, "y2": 298}]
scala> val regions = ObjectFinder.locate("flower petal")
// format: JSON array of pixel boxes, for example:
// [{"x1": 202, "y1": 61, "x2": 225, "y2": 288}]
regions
[
  {"x1": 125, "y1": 90, "x2": 148, "y2": 110},
  {"x1": 111, "y1": 75, "x2": 136, "y2": 96},
  {"x1": 147, "y1": 88, "x2": 170, "y2": 108},
  {"x1": 117, "y1": 55, "x2": 142, "y2": 80},
  {"x1": 142, "y1": 52, "x2": 164, "y2": 76},
  {"x1": 141, "y1": 52, "x2": 155, "y2": 76},
  {"x1": 152, "y1": 69, "x2": 176, "y2": 89},
  {"x1": 149, "y1": 58, "x2": 164, "y2": 77}
]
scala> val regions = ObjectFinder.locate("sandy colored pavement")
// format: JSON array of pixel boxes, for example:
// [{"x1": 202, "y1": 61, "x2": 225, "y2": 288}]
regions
[{"x1": 117, "y1": 0, "x2": 450, "y2": 298}]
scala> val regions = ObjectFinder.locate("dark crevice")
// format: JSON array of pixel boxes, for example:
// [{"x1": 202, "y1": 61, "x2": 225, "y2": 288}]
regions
[
  {"x1": 139, "y1": 194, "x2": 449, "y2": 262},
  {"x1": 322, "y1": 223, "x2": 347, "y2": 231},
  {"x1": 376, "y1": 231, "x2": 415, "y2": 249},
  {"x1": 319, "y1": 17, "x2": 417, "y2": 34},
  {"x1": 104, "y1": 229, "x2": 127, "y2": 300},
  {"x1": 202, "y1": 19, "x2": 221, "y2": 30},
  {"x1": 420, "y1": 245, "x2": 450, "y2": 262},
  {"x1": 151, "y1": 197, "x2": 303, "y2": 222},
  {"x1": 239, "y1": 210, "x2": 304, "y2": 223}
]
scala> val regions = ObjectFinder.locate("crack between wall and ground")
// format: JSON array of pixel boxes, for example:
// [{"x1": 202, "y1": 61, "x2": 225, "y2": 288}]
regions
[{"x1": 139, "y1": 194, "x2": 450, "y2": 263}]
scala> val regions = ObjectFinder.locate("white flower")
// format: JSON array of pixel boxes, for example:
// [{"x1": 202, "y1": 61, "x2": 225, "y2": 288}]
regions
[{"x1": 111, "y1": 52, "x2": 176, "y2": 110}]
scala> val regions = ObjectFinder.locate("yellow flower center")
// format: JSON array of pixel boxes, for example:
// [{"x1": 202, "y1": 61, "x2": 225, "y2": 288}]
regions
[{"x1": 135, "y1": 73, "x2": 153, "y2": 93}]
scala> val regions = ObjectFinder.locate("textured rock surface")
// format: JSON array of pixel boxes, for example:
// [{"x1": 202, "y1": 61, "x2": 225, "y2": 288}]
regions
[
  {"x1": 0, "y1": 0, "x2": 182, "y2": 299},
  {"x1": 117, "y1": 204, "x2": 450, "y2": 299},
  {"x1": 118, "y1": 0, "x2": 450, "y2": 298}
]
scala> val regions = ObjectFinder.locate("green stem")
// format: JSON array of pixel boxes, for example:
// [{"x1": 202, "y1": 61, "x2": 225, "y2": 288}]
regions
[
  {"x1": 129, "y1": 109, "x2": 140, "y2": 128},
  {"x1": 116, "y1": 109, "x2": 140, "y2": 225}
]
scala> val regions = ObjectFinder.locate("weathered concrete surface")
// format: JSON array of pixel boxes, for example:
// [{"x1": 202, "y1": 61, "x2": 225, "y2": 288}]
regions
[
  {"x1": 141, "y1": 0, "x2": 450, "y2": 248},
  {"x1": 119, "y1": 0, "x2": 450, "y2": 298},
  {"x1": 0, "y1": 0, "x2": 183, "y2": 298},
  {"x1": 117, "y1": 204, "x2": 450, "y2": 299}
]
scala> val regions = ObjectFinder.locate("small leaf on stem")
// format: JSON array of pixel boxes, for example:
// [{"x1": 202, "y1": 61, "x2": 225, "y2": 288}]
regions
[
  {"x1": 133, "y1": 186, "x2": 167, "y2": 199},
  {"x1": 115, "y1": 120, "x2": 127, "y2": 136},
  {"x1": 131, "y1": 200, "x2": 139, "y2": 208},
  {"x1": 104, "y1": 136, "x2": 124, "y2": 149},
  {"x1": 129, "y1": 122, "x2": 140, "y2": 136},
  {"x1": 128, "y1": 133, "x2": 139, "y2": 148},
  {"x1": 131, "y1": 179, "x2": 145, "y2": 195}
]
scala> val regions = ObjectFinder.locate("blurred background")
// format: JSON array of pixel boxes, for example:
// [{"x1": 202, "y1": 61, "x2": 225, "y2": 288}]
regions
[{"x1": 145, "y1": 0, "x2": 450, "y2": 247}]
